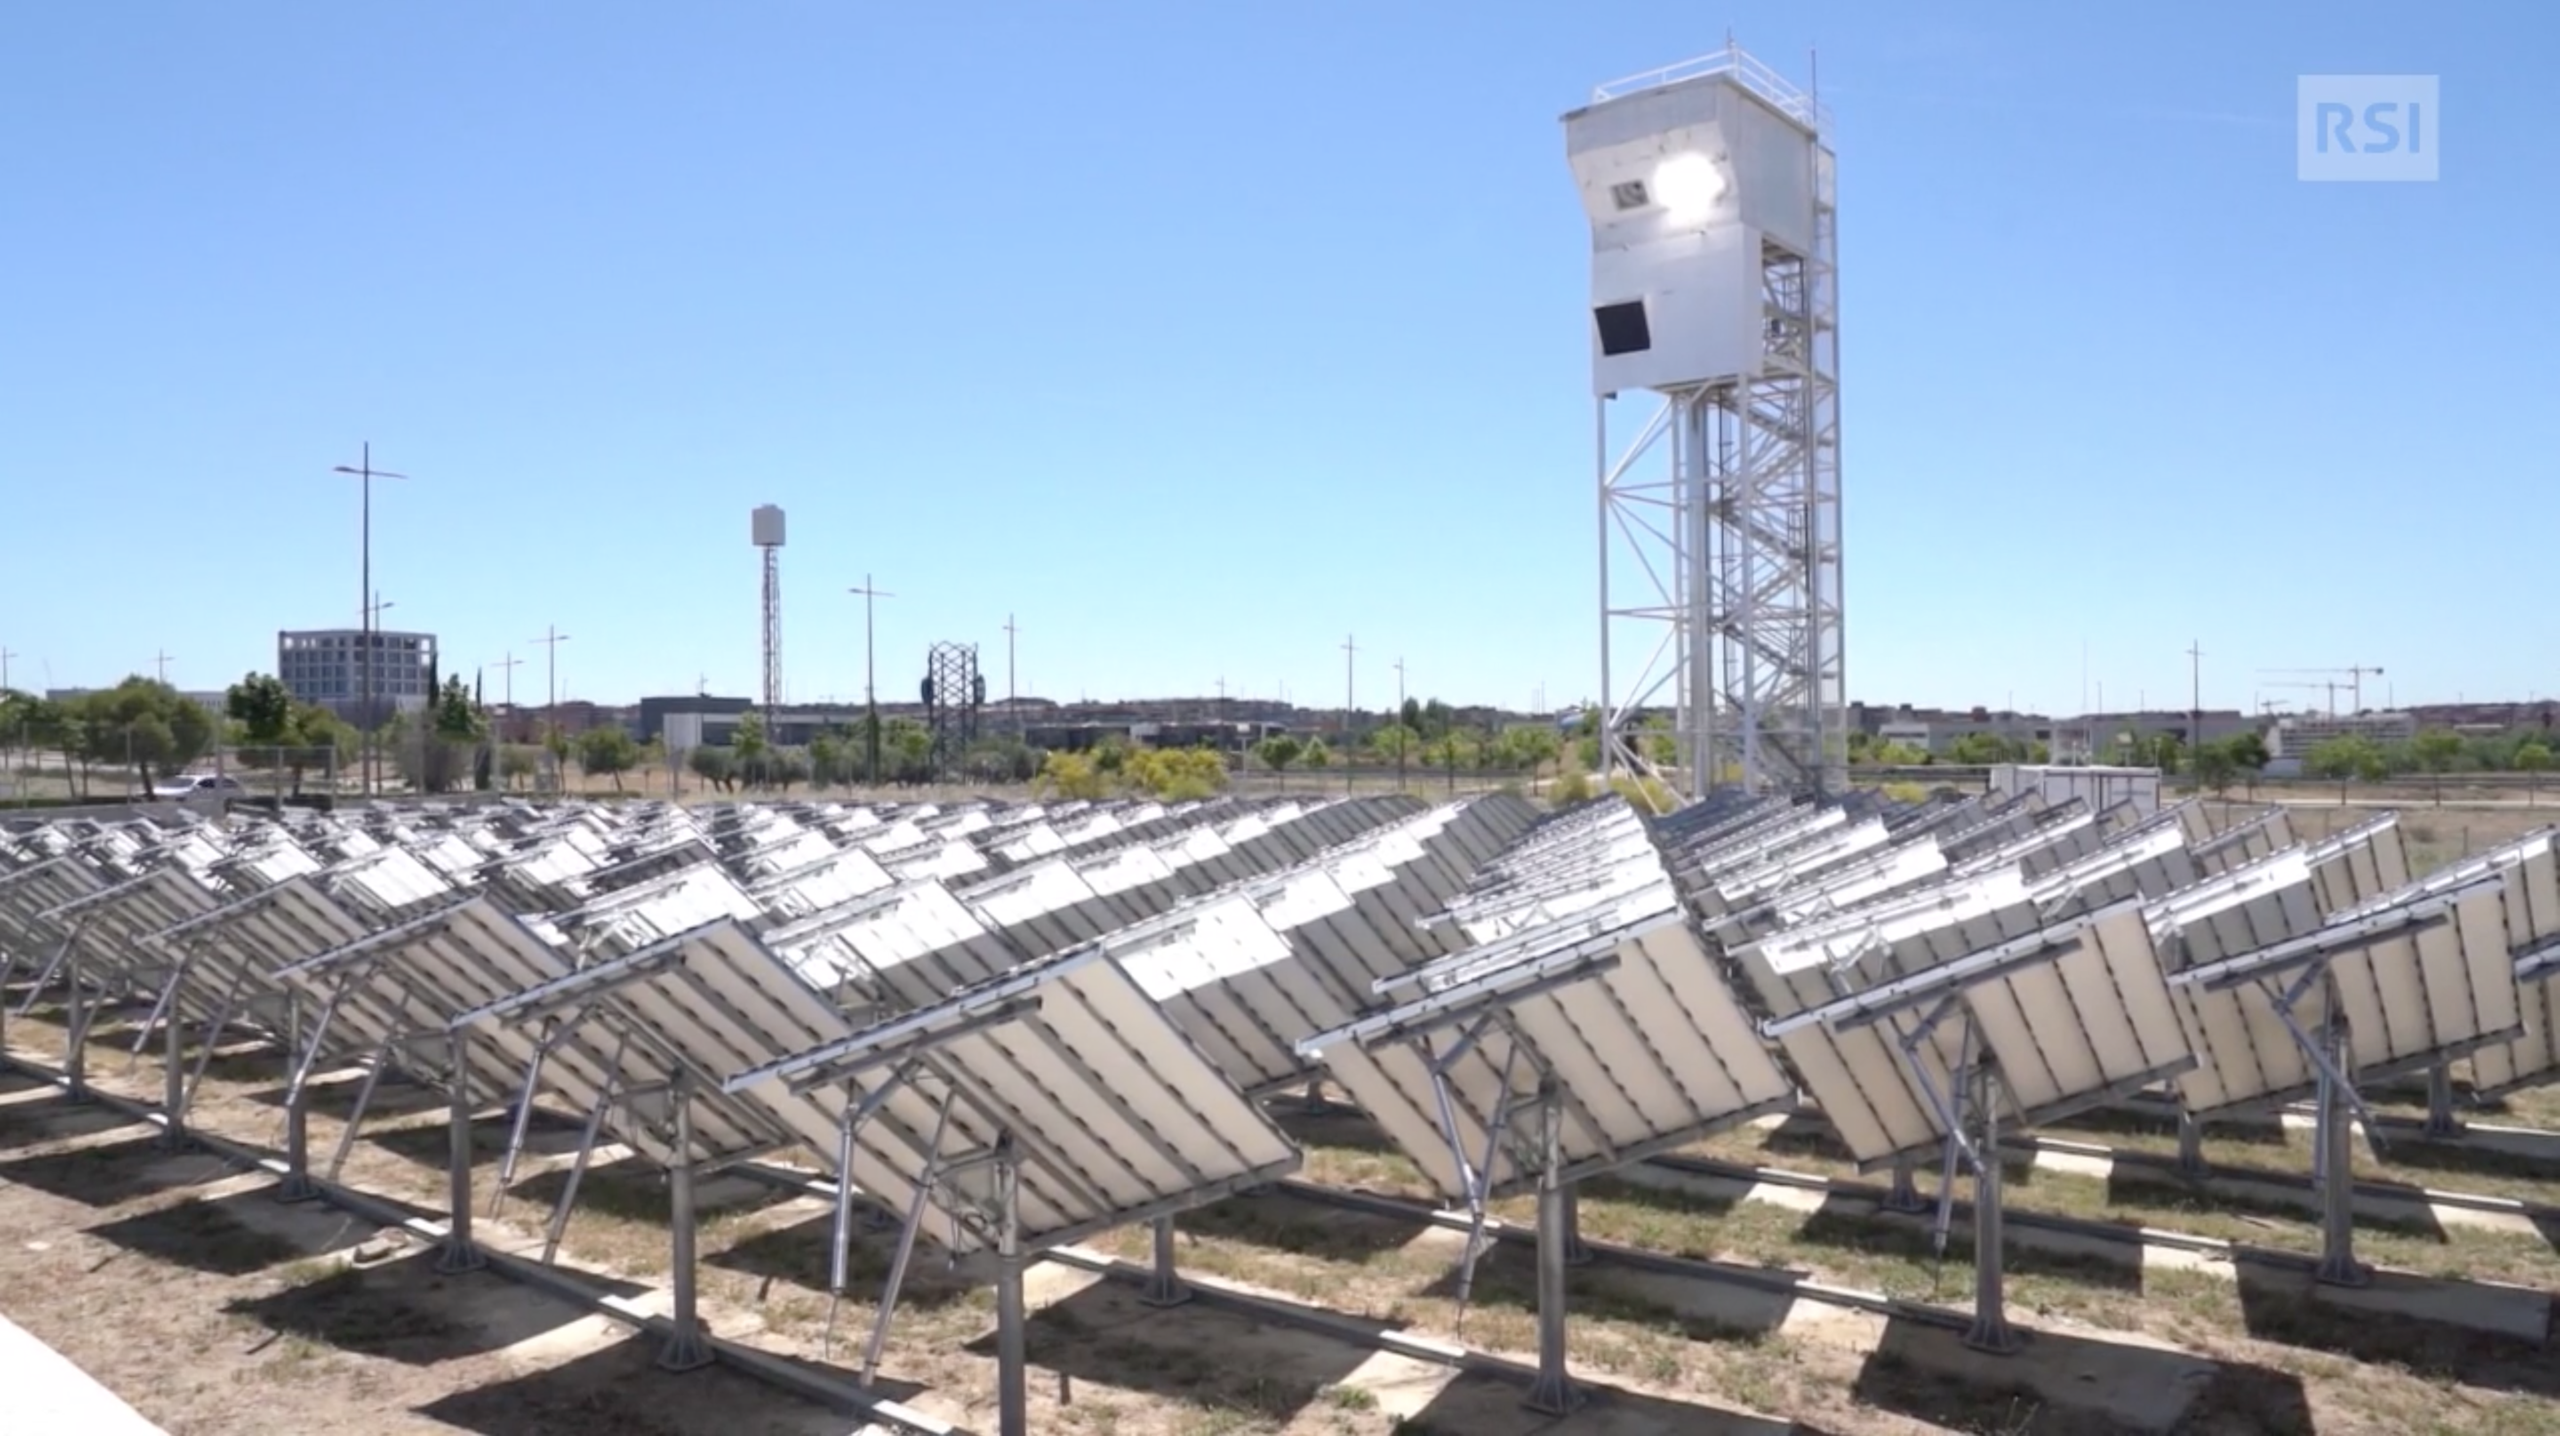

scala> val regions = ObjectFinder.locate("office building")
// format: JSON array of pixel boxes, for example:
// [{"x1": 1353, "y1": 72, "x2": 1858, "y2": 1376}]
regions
[{"x1": 277, "y1": 628, "x2": 440, "y2": 722}]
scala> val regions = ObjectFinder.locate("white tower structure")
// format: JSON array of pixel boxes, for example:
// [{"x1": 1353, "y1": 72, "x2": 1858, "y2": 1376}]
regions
[
  {"x1": 753, "y1": 504, "x2": 786, "y2": 717},
  {"x1": 1565, "y1": 45, "x2": 1844, "y2": 798}
]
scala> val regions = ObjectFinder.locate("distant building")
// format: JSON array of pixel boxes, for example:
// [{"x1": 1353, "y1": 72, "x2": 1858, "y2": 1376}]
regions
[
  {"x1": 2270, "y1": 711, "x2": 2418, "y2": 759},
  {"x1": 277, "y1": 628, "x2": 440, "y2": 722}
]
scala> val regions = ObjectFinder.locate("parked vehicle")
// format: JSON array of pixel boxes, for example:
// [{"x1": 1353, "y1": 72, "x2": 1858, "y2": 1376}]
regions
[{"x1": 152, "y1": 774, "x2": 245, "y2": 801}]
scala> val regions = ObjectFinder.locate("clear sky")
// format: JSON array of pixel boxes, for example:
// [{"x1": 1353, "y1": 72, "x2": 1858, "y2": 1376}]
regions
[{"x1": 2, "y1": 3, "x2": 2549, "y2": 718}]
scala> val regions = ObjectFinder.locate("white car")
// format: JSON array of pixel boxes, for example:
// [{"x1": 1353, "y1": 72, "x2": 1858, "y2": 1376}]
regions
[{"x1": 154, "y1": 774, "x2": 246, "y2": 801}]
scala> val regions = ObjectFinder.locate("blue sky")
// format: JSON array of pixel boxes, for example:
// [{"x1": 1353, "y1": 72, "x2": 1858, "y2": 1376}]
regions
[{"x1": 2, "y1": 3, "x2": 2548, "y2": 718}]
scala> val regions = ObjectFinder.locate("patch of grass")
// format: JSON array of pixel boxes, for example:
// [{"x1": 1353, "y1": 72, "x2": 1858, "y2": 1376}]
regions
[{"x1": 1321, "y1": 1381, "x2": 1379, "y2": 1410}]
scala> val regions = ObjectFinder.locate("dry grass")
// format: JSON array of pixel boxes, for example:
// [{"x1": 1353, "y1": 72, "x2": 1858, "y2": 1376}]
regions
[{"x1": 7, "y1": 802, "x2": 2560, "y2": 1434}]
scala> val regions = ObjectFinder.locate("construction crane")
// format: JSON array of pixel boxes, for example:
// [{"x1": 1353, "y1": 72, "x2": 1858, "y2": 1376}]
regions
[
  {"x1": 2260, "y1": 680, "x2": 2340, "y2": 717},
  {"x1": 2257, "y1": 666, "x2": 2385, "y2": 716}
]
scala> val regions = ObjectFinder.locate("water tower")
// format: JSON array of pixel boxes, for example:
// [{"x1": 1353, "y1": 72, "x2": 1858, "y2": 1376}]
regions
[
  {"x1": 1565, "y1": 44, "x2": 1844, "y2": 798},
  {"x1": 752, "y1": 504, "x2": 786, "y2": 720}
]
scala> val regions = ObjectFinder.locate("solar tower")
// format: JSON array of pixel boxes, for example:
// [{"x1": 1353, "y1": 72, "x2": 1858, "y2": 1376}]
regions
[
  {"x1": 1566, "y1": 43, "x2": 1844, "y2": 798},
  {"x1": 753, "y1": 504, "x2": 786, "y2": 722}
]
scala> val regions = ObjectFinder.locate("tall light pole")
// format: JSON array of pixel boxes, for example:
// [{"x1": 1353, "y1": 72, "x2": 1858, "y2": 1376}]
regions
[
  {"x1": 1392, "y1": 656, "x2": 1407, "y2": 792},
  {"x1": 491, "y1": 652, "x2": 522, "y2": 730},
  {"x1": 1002, "y1": 613, "x2": 1020, "y2": 739},
  {"x1": 1, "y1": 646, "x2": 14, "y2": 695},
  {"x1": 334, "y1": 445, "x2": 406, "y2": 795},
  {"x1": 534, "y1": 627, "x2": 570, "y2": 791},
  {"x1": 152, "y1": 649, "x2": 176, "y2": 685},
  {"x1": 1341, "y1": 635, "x2": 1357, "y2": 796},
  {"x1": 849, "y1": 576, "x2": 893, "y2": 786},
  {"x1": 2187, "y1": 639, "x2": 2205, "y2": 778},
  {"x1": 362, "y1": 595, "x2": 396, "y2": 793}
]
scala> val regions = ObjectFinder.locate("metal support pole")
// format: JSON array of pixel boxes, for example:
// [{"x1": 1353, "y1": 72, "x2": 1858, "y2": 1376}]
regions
[
  {"x1": 542, "y1": 1077, "x2": 617, "y2": 1265},
  {"x1": 1882, "y1": 1152, "x2": 1927, "y2": 1213},
  {"x1": 127, "y1": 970, "x2": 182, "y2": 1071},
  {"x1": 2176, "y1": 1109, "x2": 2208, "y2": 1176},
  {"x1": 2423, "y1": 1060, "x2": 2462, "y2": 1139},
  {"x1": 2316, "y1": 1012, "x2": 2371, "y2": 1288},
  {"x1": 492, "y1": 1043, "x2": 554, "y2": 1219},
  {"x1": 158, "y1": 984, "x2": 188, "y2": 1151},
  {"x1": 277, "y1": 1084, "x2": 319, "y2": 1202},
  {"x1": 1559, "y1": 1185, "x2": 1593, "y2": 1267},
  {"x1": 658, "y1": 1074, "x2": 714, "y2": 1371},
  {"x1": 438, "y1": 1033, "x2": 485, "y2": 1275},
  {"x1": 1961, "y1": 1064, "x2": 2021, "y2": 1355},
  {"x1": 62, "y1": 949, "x2": 88, "y2": 1104},
  {"x1": 862, "y1": 1087, "x2": 955, "y2": 1385},
  {"x1": 325, "y1": 1043, "x2": 394, "y2": 1183},
  {"x1": 1524, "y1": 1087, "x2": 1579, "y2": 1415},
  {"x1": 994, "y1": 1134, "x2": 1028, "y2": 1436},
  {"x1": 1140, "y1": 1215, "x2": 1190, "y2": 1307}
]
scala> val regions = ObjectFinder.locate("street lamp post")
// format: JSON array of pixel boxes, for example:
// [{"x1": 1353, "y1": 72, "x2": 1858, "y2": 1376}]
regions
[
  {"x1": 1341, "y1": 635, "x2": 1357, "y2": 797},
  {"x1": 1002, "y1": 613, "x2": 1019, "y2": 740},
  {"x1": 1393, "y1": 657, "x2": 1407, "y2": 793},
  {"x1": 849, "y1": 576, "x2": 893, "y2": 787},
  {"x1": 363, "y1": 594, "x2": 394, "y2": 792},
  {"x1": 534, "y1": 627, "x2": 571, "y2": 792},
  {"x1": 334, "y1": 444, "x2": 407, "y2": 797}
]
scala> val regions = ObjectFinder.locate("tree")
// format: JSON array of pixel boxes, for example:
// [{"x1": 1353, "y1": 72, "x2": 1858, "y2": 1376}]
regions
[
  {"x1": 880, "y1": 718, "x2": 934, "y2": 785},
  {"x1": 1253, "y1": 734, "x2": 1303, "y2": 787},
  {"x1": 1124, "y1": 746, "x2": 1228, "y2": 801},
  {"x1": 687, "y1": 743, "x2": 739, "y2": 794},
  {"x1": 962, "y1": 738, "x2": 1039, "y2": 785},
  {"x1": 1640, "y1": 714, "x2": 1678, "y2": 768},
  {"x1": 225, "y1": 673, "x2": 295, "y2": 746},
  {"x1": 542, "y1": 725, "x2": 572, "y2": 792},
  {"x1": 1038, "y1": 750, "x2": 1111, "y2": 799},
  {"x1": 77, "y1": 678, "x2": 214, "y2": 795},
  {"x1": 431, "y1": 677, "x2": 484, "y2": 743},
  {"x1": 1945, "y1": 732, "x2": 2005, "y2": 766},
  {"x1": 381, "y1": 675, "x2": 491, "y2": 794},
  {"x1": 810, "y1": 730, "x2": 846, "y2": 791},
  {"x1": 1425, "y1": 729, "x2": 1478, "y2": 792},
  {"x1": 733, "y1": 712, "x2": 771, "y2": 787},
  {"x1": 2226, "y1": 731, "x2": 2271, "y2": 796},
  {"x1": 1370, "y1": 723, "x2": 1420, "y2": 766},
  {"x1": 2409, "y1": 727, "x2": 2466, "y2": 805},
  {"x1": 2193, "y1": 741, "x2": 2239, "y2": 799},
  {"x1": 2518, "y1": 741, "x2": 2552, "y2": 806},
  {"x1": 499, "y1": 744, "x2": 542, "y2": 791},
  {"x1": 2305, "y1": 734, "x2": 2387, "y2": 802},
  {"x1": 577, "y1": 726, "x2": 641, "y2": 792},
  {"x1": 1301, "y1": 737, "x2": 1331, "y2": 774},
  {"x1": 1503, "y1": 725, "x2": 1562, "y2": 784}
]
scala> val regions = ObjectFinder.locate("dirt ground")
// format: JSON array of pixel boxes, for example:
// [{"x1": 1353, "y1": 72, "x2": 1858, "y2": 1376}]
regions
[{"x1": 0, "y1": 1009, "x2": 1863, "y2": 1436}]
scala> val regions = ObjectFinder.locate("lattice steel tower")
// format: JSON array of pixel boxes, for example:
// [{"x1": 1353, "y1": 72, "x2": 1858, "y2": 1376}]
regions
[
  {"x1": 1565, "y1": 44, "x2": 1845, "y2": 799},
  {"x1": 921, "y1": 641, "x2": 985, "y2": 777},
  {"x1": 752, "y1": 505, "x2": 787, "y2": 721}
]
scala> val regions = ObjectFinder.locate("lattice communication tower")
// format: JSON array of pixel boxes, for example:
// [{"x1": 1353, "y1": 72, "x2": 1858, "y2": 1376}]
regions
[{"x1": 921, "y1": 641, "x2": 986, "y2": 777}]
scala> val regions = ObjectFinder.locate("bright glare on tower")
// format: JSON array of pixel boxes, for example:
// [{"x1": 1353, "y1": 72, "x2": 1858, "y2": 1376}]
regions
[{"x1": 1566, "y1": 43, "x2": 1845, "y2": 800}]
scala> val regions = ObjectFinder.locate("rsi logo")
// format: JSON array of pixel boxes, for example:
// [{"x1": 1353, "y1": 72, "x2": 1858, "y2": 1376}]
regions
[
  {"x1": 2298, "y1": 76, "x2": 2439, "y2": 181},
  {"x1": 2311, "y1": 99, "x2": 2422, "y2": 155}
]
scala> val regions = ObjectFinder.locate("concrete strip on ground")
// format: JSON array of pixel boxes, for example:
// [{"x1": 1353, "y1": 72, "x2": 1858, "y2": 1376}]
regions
[{"x1": 0, "y1": 1312, "x2": 169, "y2": 1436}]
